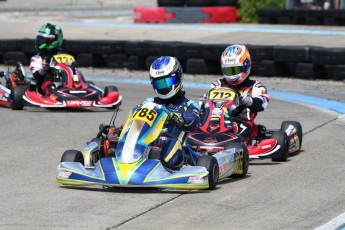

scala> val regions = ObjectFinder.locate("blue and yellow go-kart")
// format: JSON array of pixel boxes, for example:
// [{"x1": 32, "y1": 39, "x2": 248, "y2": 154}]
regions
[{"x1": 56, "y1": 102, "x2": 248, "y2": 190}]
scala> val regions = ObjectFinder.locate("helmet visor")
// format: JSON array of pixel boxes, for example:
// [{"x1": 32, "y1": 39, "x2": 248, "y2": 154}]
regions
[
  {"x1": 222, "y1": 66, "x2": 242, "y2": 76},
  {"x1": 151, "y1": 74, "x2": 179, "y2": 90}
]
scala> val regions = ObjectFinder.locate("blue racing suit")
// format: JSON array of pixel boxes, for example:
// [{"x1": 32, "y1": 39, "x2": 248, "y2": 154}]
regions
[{"x1": 145, "y1": 92, "x2": 200, "y2": 170}]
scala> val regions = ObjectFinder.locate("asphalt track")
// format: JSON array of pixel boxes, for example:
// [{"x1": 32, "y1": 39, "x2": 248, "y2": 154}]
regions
[{"x1": 0, "y1": 1, "x2": 345, "y2": 229}]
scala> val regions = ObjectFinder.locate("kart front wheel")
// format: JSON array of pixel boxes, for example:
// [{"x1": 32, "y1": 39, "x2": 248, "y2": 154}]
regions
[
  {"x1": 11, "y1": 85, "x2": 26, "y2": 110},
  {"x1": 61, "y1": 150, "x2": 84, "y2": 165},
  {"x1": 197, "y1": 155, "x2": 219, "y2": 190},
  {"x1": 271, "y1": 130, "x2": 289, "y2": 162}
]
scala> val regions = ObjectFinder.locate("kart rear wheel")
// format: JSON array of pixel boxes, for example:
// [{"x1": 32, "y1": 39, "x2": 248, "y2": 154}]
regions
[
  {"x1": 197, "y1": 155, "x2": 219, "y2": 190},
  {"x1": 281, "y1": 121, "x2": 303, "y2": 152},
  {"x1": 271, "y1": 130, "x2": 289, "y2": 162},
  {"x1": 61, "y1": 150, "x2": 84, "y2": 165},
  {"x1": 11, "y1": 85, "x2": 26, "y2": 110},
  {"x1": 226, "y1": 142, "x2": 249, "y2": 178}
]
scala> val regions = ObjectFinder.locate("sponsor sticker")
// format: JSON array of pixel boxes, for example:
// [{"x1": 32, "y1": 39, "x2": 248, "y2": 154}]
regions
[
  {"x1": 219, "y1": 160, "x2": 230, "y2": 174},
  {"x1": 69, "y1": 90, "x2": 87, "y2": 94},
  {"x1": 66, "y1": 100, "x2": 92, "y2": 107},
  {"x1": 187, "y1": 176, "x2": 205, "y2": 184},
  {"x1": 262, "y1": 144, "x2": 272, "y2": 150},
  {"x1": 58, "y1": 171, "x2": 72, "y2": 178},
  {"x1": 212, "y1": 108, "x2": 222, "y2": 115},
  {"x1": 204, "y1": 137, "x2": 218, "y2": 143}
]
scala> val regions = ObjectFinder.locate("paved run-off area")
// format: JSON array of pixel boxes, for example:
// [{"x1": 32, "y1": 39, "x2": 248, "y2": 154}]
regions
[{"x1": 0, "y1": 1, "x2": 345, "y2": 229}]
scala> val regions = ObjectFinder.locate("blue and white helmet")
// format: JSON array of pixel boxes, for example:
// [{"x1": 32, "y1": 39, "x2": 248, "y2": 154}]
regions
[{"x1": 149, "y1": 56, "x2": 183, "y2": 99}]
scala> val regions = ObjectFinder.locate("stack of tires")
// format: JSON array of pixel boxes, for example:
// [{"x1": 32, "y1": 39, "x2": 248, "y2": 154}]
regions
[
  {"x1": 256, "y1": 45, "x2": 345, "y2": 81},
  {"x1": 257, "y1": 8, "x2": 345, "y2": 26},
  {"x1": 1, "y1": 39, "x2": 345, "y2": 81}
]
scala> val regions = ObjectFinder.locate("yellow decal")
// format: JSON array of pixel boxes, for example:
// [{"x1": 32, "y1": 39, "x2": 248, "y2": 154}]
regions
[
  {"x1": 132, "y1": 108, "x2": 157, "y2": 126},
  {"x1": 113, "y1": 158, "x2": 144, "y2": 184},
  {"x1": 233, "y1": 149, "x2": 244, "y2": 174},
  {"x1": 209, "y1": 88, "x2": 236, "y2": 101},
  {"x1": 73, "y1": 76, "x2": 79, "y2": 82},
  {"x1": 143, "y1": 113, "x2": 167, "y2": 145},
  {"x1": 53, "y1": 54, "x2": 75, "y2": 65},
  {"x1": 119, "y1": 110, "x2": 135, "y2": 139}
]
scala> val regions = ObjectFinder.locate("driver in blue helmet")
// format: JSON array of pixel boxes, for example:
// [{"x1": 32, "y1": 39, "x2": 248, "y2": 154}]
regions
[{"x1": 145, "y1": 56, "x2": 200, "y2": 170}]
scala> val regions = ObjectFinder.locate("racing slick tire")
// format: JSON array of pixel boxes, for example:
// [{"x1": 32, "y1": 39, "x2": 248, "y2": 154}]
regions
[
  {"x1": 281, "y1": 121, "x2": 303, "y2": 152},
  {"x1": 271, "y1": 130, "x2": 289, "y2": 162},
  {"x1": 225, "y1": 142, "x2": 249, "y2": 178},
  {"x1": 197, "y1": 155, "x2": 219, "y2": 190},
  {"x1": 11, "y1": 85, "x2": 26, "y2": 110},
  {"x1": 61, "y1": 150, "x2": 84, "y2": 165}
]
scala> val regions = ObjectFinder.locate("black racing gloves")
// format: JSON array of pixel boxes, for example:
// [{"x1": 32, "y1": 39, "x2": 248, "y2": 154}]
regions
[{"x1": 168, "y1": 112, "x2": 185, "y2": 129}]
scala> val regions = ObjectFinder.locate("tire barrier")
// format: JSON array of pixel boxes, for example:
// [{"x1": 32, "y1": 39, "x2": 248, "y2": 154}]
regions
[
  {"x1": 0, "y1": 39, "x2": 345, "y2": 81},
  {"x1": 134, "y1": 7, "x2": 239, "y2": 23},
  {"x1": 257, "y1": 8, "x2": 345, "y2": 26}
]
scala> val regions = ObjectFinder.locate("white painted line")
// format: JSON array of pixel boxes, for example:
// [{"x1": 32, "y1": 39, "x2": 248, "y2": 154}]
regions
[{"x1": 315, "y1": 212, "x2": 345, "y2": 230}]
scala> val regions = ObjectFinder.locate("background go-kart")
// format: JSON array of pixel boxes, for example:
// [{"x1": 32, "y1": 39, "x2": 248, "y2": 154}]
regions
[{"x1": 0, "y1": 1, "x2": 345, "y2": 229}]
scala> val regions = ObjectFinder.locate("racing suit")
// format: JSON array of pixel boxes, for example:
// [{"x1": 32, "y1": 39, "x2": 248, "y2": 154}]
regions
[
  {"x1": 29, "y1": 52, "x2": 60, "y2": 95},
  {"x1": 145, "y1": 91, "x2": 200, "y2": 170},
  {"x1": 210, "y1": 77, "x2": 269, "y2": 141}
]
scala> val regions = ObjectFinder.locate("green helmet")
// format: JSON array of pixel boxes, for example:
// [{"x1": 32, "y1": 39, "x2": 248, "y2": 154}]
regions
[{"x1": 35, "y1": 23, "x2": 63, "y2": 55}]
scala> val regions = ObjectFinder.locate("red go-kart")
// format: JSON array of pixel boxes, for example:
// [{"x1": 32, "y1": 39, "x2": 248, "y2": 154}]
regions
[
  {"x1": 23, "y1": 53, "x2": 122, "y2": 109},
  {"x1": 187, "y1": 87, "x2": 303, "y2": 162}
]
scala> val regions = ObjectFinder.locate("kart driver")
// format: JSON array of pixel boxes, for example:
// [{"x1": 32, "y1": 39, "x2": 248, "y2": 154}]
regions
[
  {"x1": 29, "y1": 23, "x2": 63, "y2": 95},
  {"x1": 145, "y1": 56, "x2": 200, "y2": 170},
  {"x1": 203, "y1": 44, "x2": 269, "y2": 142}
]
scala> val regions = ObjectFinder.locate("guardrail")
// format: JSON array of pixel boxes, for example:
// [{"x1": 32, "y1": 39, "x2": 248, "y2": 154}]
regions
[
  {"x1": 0, "y1": 39, "x2": 344, "y2": 81},
  {"x1": 134, "y1": 7, "x2": 239, "y2": 23}
]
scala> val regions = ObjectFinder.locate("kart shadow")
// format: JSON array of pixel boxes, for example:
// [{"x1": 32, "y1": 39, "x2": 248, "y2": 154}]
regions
[
  {"x1": 23, "y1": 106, "x2": 119, "y2": 113},
  {"x1": 217, "y1": 174, "x2": 252, "y2": 186},
  {"x1": 249, "y1": 150, "x2": 303, "y2": 166},
  {"x1": 58, "y1": 177, "x2": 252, "y2": 193},
  {"x1": 60, "y1": 185, "x2": 198, "y2": 194},
  {"x1": 249, "y1": 161, "x2": 283, "y2": 166}
]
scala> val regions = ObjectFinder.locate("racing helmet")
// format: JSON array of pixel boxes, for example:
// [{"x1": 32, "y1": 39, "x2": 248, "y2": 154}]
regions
[
  {"x1": 220, "y1": 45, "x2": 251, "y2": 85},
  {"x1": 35, "y1": 23, "x2": 63, "y2": 56},
  {"x1": 149, "y1": 56, "x2": 183, "y2": 99}
]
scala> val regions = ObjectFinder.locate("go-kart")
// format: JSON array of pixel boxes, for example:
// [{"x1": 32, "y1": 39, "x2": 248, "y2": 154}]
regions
[
  {"x1": 56, "y1": 102, "x2": 247, "y2": 190},
  {"x1": 187, "y1": 87, "x2": 303, "y2": 162},
  {"x1": 23, "y1": 53, "x2": 122, "y2": 109},
  {"x1": 0, "y1": 62, "x2": 29, "y2": 110}
]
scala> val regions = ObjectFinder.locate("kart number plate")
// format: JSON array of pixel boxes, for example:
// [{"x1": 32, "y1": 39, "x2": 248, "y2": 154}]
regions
[
  {"x1": 209, "y1": 89, "x2": 236, "y2": 101},
  {"x1": 53, "y1": 54, "x2": 75, "y2": 65},
  {"x1": 132, "y1": 108, "x2": 157, "y2": 126}
]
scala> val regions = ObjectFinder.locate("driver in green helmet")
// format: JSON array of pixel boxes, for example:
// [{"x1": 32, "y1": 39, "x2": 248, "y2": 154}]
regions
[{"x1": 29, "y1": 23, "x2": 63, "y2": 95}]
